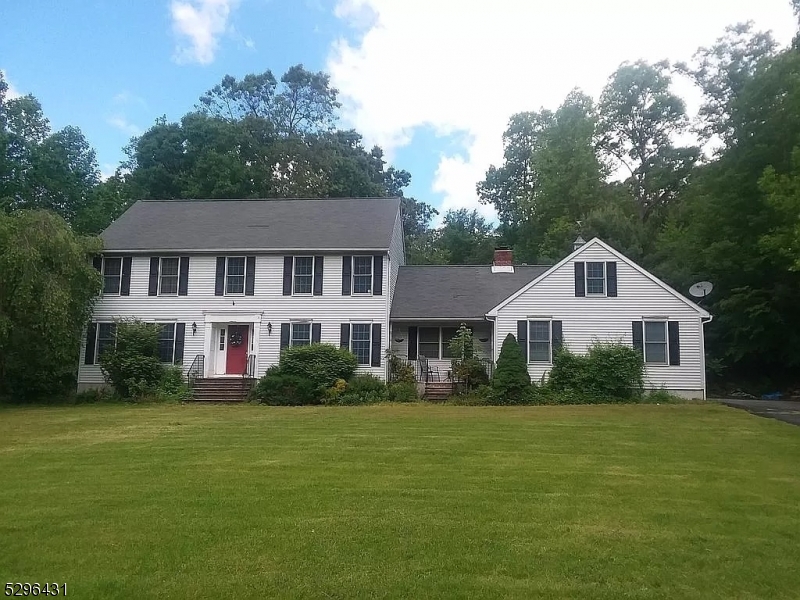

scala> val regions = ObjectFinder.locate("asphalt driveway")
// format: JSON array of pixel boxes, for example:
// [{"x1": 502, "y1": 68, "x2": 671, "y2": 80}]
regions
[{"x1": 718, "y1": 398, "x2": 800, "y2": 426}]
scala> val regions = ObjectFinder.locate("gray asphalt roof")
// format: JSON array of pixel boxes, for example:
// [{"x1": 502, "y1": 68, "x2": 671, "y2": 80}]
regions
[
  {"x1": 101, "y1": 197, "x2": 401, "y2": 252},
  {"x1": 391, "y1": 265, "x2": 551, "y2": 320}
]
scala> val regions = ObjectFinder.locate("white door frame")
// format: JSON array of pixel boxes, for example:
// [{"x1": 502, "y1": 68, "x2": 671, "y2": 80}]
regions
[{"x1": 202, "y1": 312, "x2": 262, "y2": 378}]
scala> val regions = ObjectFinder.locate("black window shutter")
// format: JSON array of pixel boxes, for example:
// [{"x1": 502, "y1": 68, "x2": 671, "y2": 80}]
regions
[
  {"x1": 148, "y1": 257, "x2": 160, "y2": 296},
  {"x1": 92, "y1": 256, "x2": 102, "y2": 271},
  {"x1": 84, "y1": 323, "x2": 97, "y2": 365},
  {"x1": 313, "y1": 256, "x2": 324, "y2": 296},
  {"x1": 120, "y1": 256, "x2": 132, "y2": 296},
  {"x1": 373, "y1": 255, "x2": 384, "y2": 296},
  {"x1": 174, "y1": 323, "x2": 186, "y2": 365},
  {"x1": 552, "y1": 320, "x2": 563, "y2": 353},
  {"x1": 215, "y1": 257, "x2": 225, "y2": 296},
  {"x1": 280, "y1": 323, "x2": 290, "y2": 351},
  {"x1": 312, "y1": 323, "x2": 321, "y2": 343},
  {"x1": 668, "y1": 321, "x2": 681, "y2": 366},
  {"x1": 342, "y1": 256, "x2": 352, "y2": 295},
  {"x1": 245, "y1": 256, "x2": 256, "y2": 295},
  {"x1": 371, "y1": 323, "x2": 382, "y2": 367},
  {"x1": 340, "y1": 323, "x2": 351, "y2": 350},
  {"x1": 574, "y1": 262, "x2": 586, "y2": 297},
  {"x1": 606, "y1": 262, "x2": 617, "y2": 297},
  {"x1": 407, "y1": 326, "x2": 418, "y2": 360},
  {"x1": 632, "y1": 321, "x2": 644, "y2": 354},
  {"x1": 283, "y1": 256, "x2": 293, "y2": 296},
  {"x1": 517, "y1": 320, "x2": 528, "y2": 362},
  {"x1": 178, "y1": 257, "x2": 190, "y2": 296}
]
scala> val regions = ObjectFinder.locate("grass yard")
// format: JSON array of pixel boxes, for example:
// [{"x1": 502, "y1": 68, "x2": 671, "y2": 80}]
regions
[{"x1": 2, "y1": 403, "x2": 800, "y2": 599}]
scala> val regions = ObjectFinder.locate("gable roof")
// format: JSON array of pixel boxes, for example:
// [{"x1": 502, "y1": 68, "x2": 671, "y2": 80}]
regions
[
  {"x1": 486, "y1": 238, "x2": 711, "y2": 318},
  {"x1": 101, "y1": 197, "x2": 402, "y2": 252},
  {"x1": 391, "y1": 265, "x2": 550, "y2": 320}
]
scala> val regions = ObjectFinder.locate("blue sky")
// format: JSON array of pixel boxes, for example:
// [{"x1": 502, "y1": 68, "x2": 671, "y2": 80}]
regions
[{"x1": 2, "y1": 0, "x2": 796, "y2": 217}]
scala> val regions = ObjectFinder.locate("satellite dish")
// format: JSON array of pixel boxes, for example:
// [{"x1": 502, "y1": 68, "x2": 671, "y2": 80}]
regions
[{"x1": 689, "y1": 281, "x2": 714, "y2": 299}]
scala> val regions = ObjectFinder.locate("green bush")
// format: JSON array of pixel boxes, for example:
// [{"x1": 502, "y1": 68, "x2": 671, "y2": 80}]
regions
[
  {"x1": 100, "y1": 319, "x2": 166, "y2": 399},
  {"x1": 491, "y1": 333, "x2": 531, "y2": 403},
  {"x1": 548, "y1": 343, "x2": 644, "y2": 402},
  {"x1": 279, "y1": 344, "x2": 358, "y2": 387},
  {"x1": 388, "y1": 381, "x2": 419, "y2": 402},
  {"x1": 329, "y1": 374, "x2": 388, "y2": 405},
  {"x1": 157, "y1": 365, "x2": 191, "y2": 401},
  {"x1": 446, "y1": 384, "x2": 494, "y2": 405},
  {"x1": 253, "y1": 372, "x2": 321, "y2": 406},
  {"x1": 386, "y1": 349, "x2": 416, "y2": 383}
]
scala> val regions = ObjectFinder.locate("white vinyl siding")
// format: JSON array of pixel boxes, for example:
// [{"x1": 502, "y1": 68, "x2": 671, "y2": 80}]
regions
[
  {"x1": 78, "y1": 252, "x2": 393, "y2": 388},
  {"x1": 494, "y1": 242, "x2": 706, "y2": 397}
]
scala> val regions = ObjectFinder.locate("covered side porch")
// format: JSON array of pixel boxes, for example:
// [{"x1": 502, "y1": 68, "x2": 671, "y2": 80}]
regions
[{"x1": 389, "y1": 320, "x2": 494, "y2": 397}]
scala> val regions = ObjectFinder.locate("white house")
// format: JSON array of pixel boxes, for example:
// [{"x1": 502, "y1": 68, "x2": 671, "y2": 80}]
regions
[{"x1": 79, "y1": 198, "x2": 711, "y2": 399}]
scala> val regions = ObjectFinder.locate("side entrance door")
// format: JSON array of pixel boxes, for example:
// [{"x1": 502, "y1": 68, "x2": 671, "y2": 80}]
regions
[{"x1": 226, "y1": 325, "x2": 249, "y2": 375}]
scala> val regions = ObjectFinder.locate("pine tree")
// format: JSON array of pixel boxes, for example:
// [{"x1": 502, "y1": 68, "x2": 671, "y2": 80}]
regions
[{"x1": 492, "y1": 333, "x2": 531, "y2": 402}]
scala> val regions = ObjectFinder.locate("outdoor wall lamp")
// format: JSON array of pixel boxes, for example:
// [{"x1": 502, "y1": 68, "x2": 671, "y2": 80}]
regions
[
  {"x1": 192, "y1": 322, "x2": 197, "y2": 336},
  {"x1": 394, "y1": 337, "x2": 404, "y2": 343},
  {"x1": 267, "y1": 322, "x2": 273, "y2": 335},
  {"x1": 478, "y1": 337, "x2": 489, "y2": 342}
]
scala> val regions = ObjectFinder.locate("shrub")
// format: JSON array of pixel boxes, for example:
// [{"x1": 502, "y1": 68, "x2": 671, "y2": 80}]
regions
[
  {"x1": 491, "y1": 333, "x2": 531, "y2": 403},
  {"x1": 157, "y1": 365, "x2": 191, "y2": 402},
  {"x1": 548, "y1": 343, "x2": 644, "y2": 402},
  {"x1": 446, "y1": 384, "x2": 494, "y2": 405},
  {"x1": 279, "y1": 344, "x2": 357, "y2": 387},
  {"x1": 331, "y1": 374, "x2": 388, "y2": 405},
  {"x1": 100, "y1": 319, "x2": 166, "y2": 399},
  {"x1": 386, "y1": 349, "x2": 416, "y2": 383},
  {"x1": 387, "y1": 381, "x2": 419, "y2": 402},
  {"x1": 253, "y1": 373, "x2": 321, "y2": 406}
]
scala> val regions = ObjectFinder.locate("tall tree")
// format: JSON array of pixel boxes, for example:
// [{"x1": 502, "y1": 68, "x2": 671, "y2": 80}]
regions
[
  {"x1": 436, "y1": 208, "x2": 496, "y2": 264},
  {"x1": 0, "y1": 210, "x2": 101, "y2": 400},
  {"x1": 597, "y1": 60, "x2": 699, "y2": 222}
]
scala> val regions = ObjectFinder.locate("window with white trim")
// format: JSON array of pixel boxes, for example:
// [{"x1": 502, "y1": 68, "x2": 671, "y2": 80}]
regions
[
  {"x1": 351, "y1": 324, "x2": 372, "y2": 365},
  {"x1": 528, "y1": 320, "x2": 552, "y2": 363},
  {"x1": 291, "y1": 323, "x2": 311, "y2": 347},
  {"x1": 102, "y1": 257, "x2": 122, "y2": 295},
  {"x1": 293, "y1": 256, "x2": 314, "y2": 295},
  {"x1": 159, "y1": 257, "x2": 179, "y2": 295},
  {"x1": 644, "y1": 321, "x2": 668, "y2": 365},
  {"x1": 225, "y1": 257, "x2": 246, "y2": 294},
  {"x1": 157, "y1": 323, "x2": 176, "y2": 363},
  {"x1": 418, "y1": 327, "x2": 459, "y2": 360},
  {"x1": 95, "y1": 323, "x2": 117, "y2": 363},
  {"x1": 352, "y1": 256, "x2": 373, "y2": 294},
  {"x1": 585, "y1": 262, "x2": 606, "y2": 295}
]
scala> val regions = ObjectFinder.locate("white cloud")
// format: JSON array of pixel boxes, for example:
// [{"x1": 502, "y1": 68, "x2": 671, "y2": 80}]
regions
[
  {"x1": 107, "y1": 115, "x2": 142, "y2": 136},
  {"x1": 170, "y1": 0, "x2": 240, "y2": 65},
  {"x1": 328, "y1": 0, "x2": 797, "y2": 218},
  {"x1": 113, "y1": 90, "x2": 147, "y2": 107},
  {"x1": 1, "y1": 69, "x2": 22, "y2": 99}
]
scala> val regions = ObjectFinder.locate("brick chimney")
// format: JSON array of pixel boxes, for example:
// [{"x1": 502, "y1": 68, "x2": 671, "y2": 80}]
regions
[{"x1": 492, "y1": 247, "x2": 514, "y2": 273}]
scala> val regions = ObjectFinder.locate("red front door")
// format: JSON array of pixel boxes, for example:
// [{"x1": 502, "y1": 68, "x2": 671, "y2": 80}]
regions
[{"x1": 226, "y1": 325, "x2": 249, "y2": 374}]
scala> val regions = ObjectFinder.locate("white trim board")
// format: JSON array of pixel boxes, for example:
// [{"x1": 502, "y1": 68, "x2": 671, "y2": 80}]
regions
[{"x1": 485, "y1": 237, "x2": 711, "y2": 318}]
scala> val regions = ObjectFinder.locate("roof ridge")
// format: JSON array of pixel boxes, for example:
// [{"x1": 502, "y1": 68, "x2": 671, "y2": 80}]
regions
[
  {"x1": 400, "y1": 264, "x2": 552, "y2": 268},
  {"x1": 140, "y1": 197, "x2": 401, "y2": 203}
]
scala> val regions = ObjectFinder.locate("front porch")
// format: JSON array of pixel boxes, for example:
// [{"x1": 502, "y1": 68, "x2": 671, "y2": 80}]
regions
[{"x1": 389, "y1": 320, "x2": 494, "y2": 399}]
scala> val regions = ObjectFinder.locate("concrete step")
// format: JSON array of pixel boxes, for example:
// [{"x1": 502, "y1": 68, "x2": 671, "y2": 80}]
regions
[{"x1": 191, "y1": 378, "x2": 255, "y2": 402}]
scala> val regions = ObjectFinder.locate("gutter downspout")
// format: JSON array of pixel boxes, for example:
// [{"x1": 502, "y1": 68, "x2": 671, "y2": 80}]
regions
[{"x1": 701, "y1": 315, "x2": 713, "y2": 400}]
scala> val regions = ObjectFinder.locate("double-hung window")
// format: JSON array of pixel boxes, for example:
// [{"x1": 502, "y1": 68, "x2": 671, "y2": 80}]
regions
[
  {"x1": 96, "y1": 323, "x2": 117, "y2": 362},
  {"x1": 159, "y1": 258, "x2": 179, "y2": 295},
  {"x1": 352, "y1": 256, "x2": 373, "y2": 294},
  {"x1": 351, "y1": 324, "x2": 372, "y2": 365},
  {"x1": 643, "y1": 321, "x2": 668, "y2": 365},
  {"x1": 102, "y1": 258, "x2": 122, "y2": 295},
  {"x1": 585, "y1": 262, "x2": 606, "y2": 296},
  {"x1": 225, "y1": 257, "x2": 246, "y2": 295},
  {"x1": 418, "y1": 327, "x2": 459, "y2": 360},
  {"x1": 157, "y1": 324, "x2": 176, "y2": 363},
  {"x1": 529, "y1": 320, "x2": 552, "y2": 363},
  {"x1": 293, "y1": 257, "x2": 314, "y2": 295},
  {"x1": 291, "y1": 323, "x2": 311, "y2": 347}
]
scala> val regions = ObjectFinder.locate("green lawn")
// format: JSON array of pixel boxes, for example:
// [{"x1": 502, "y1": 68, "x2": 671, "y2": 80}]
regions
[{"x1": 1, "y1": 403, "x2": 800, "y2": 599}]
